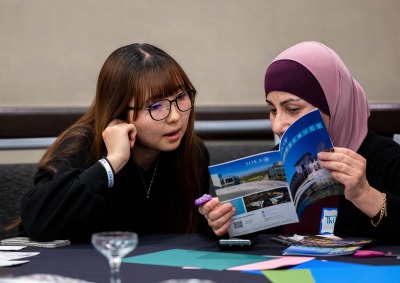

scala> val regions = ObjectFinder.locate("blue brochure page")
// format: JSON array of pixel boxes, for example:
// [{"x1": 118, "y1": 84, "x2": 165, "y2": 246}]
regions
[
  {"x1": 279, "y1": 108, "x2": 344, "y2": 218},
  {"x1": 209, "y1": 151, "x2": 299, "y2": 237}
]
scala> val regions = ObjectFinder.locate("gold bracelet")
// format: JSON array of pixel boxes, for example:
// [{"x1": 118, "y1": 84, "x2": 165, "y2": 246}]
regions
[{"x1": 370, "y1": 193, "x2": 387, "y2": 227}]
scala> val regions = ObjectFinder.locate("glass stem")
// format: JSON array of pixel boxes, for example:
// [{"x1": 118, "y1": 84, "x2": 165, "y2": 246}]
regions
[{"x1": 109, "y1": 257, "x2": 122, "y2": 283}]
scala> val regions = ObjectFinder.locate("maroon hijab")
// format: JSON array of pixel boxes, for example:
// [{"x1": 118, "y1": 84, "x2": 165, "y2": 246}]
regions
[{"x1": 264, "y1": 41, "x2": 370, "y2": 151}]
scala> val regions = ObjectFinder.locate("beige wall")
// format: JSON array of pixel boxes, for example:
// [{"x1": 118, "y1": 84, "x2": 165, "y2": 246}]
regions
[
  {"x1": 1, "y1": 0, "x2": 400, "y2": 164},
  {"x1": 1, "y1": 0, "x2": 400, "y2": 108}
]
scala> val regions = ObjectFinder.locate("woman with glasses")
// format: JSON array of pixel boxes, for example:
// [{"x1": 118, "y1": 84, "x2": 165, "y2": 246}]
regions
[
  {"x1": 19, "y1": 43, "x2": 213, "y2": 242},
  {"x1": 199, "y1": 41, "x2": 400, "y2": 244}
]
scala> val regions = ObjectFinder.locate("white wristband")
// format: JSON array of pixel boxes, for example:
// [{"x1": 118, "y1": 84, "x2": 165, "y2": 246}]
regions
[{"x1": 98, "y1": 158, "x2": 114, "y2": 188}]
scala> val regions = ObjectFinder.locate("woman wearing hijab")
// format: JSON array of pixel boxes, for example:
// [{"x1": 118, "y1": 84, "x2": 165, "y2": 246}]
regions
[{"x1": 199, "y1": 41, "x2": 400, "y2": 243}]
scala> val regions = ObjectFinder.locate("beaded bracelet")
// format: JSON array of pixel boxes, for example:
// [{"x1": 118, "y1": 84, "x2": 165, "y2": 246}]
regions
[
  {"x1": 370, "y1": 193, "x2": 387, "y2": 227},
  {"x1": 98, "y1": 158, "x2": 115, "y2": 188}
]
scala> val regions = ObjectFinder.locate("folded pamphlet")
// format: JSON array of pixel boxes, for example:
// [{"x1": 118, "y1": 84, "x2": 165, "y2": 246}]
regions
[{"x1": 208, "y1": 109, "x2": 344, "y2": 237}]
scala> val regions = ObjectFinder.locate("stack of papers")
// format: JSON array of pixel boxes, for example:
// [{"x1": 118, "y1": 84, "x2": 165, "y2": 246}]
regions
[
  {"x1": 0, "y1": 249, "x2": 39, "y2": 267},
  {"x1": 281, "y1": 234, "x2": 373, "y2": 256},
  {"x1": 0, "y1": 274, "x2": 94, "y2": 283}
]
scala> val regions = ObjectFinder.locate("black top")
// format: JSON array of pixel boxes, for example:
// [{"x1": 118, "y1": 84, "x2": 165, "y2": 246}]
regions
[
  {"x1": 265, "y1": 131, "x2": 400, "y2": 244},
  {"x1": 334, "y1": 131, "x2": 400, "y2": 243},
  {"x1": 19, "y1": 132, "x2": 212, "y2": 242}
]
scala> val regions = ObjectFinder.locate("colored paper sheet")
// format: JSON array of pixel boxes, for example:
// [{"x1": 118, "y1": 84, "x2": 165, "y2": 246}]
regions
[
  {"x1": 310, "y1": 265, "x2": 400, "y2": 283},
  {"x1": 283, "y1": 245, "x2": 359, "y2": 256},
  {"x1": 228, "y1": 256, "x2": 315, "y2": 270},
  {"x1": 0, "y1": 246, "x2": 26, "y2": 251},
  {"x1": 262, "y1": 269, "x2": 315, "y2": 283},
  {"x1": 123, "y1": 249, "x2": 273, "y2": 271},
  {"x1": 289, "y1": 259, "x2": 368, "y2": 269}
]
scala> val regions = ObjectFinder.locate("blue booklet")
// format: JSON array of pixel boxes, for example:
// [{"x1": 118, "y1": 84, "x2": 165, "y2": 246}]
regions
[{"x1": 209, "y1": 109, "x2": 344, "y2": 237}]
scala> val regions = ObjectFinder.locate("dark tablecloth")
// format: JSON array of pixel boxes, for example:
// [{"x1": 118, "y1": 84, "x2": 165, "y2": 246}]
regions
[{"x1": 1, "y1": 234, "x2": 399, "y2": 283}]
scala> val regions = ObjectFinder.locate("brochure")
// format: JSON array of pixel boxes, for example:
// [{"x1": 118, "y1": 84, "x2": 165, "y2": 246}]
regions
[
  {"x1": 282, "y1": 245, "x2": 360, "y2": 256},
  {"x1": 289, "y1": 234, "x2": 373, "y2": 248},
  {"x1": 208, "y1": 109, "x2": 344, "y2": 237},
  {"x1": 281, "y1": 234, "x2": 373, "y2": 256}
]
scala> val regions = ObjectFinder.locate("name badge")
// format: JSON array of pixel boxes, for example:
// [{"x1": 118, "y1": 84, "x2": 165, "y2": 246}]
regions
[{"x1": 319, "y1": 208, "x2": 337, "y2": 234}]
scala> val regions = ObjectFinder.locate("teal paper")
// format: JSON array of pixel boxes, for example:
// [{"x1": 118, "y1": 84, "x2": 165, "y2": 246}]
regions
[{"x1": 123, "y1": 249, "x2": 273, "y2": 271}]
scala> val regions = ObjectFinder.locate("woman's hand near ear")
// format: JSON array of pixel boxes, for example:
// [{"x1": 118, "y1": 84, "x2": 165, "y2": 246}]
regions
[{"x1": 102, "y1": 119, "x2": 137, "y2": 173}]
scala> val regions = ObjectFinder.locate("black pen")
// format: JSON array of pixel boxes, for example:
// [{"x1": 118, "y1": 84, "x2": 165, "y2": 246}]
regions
[{"x1": 270, "y1": 237, "x2": 293, "y2": 246}]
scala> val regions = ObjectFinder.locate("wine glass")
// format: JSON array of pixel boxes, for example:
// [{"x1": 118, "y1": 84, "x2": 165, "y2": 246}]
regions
[{"x1": 92, "y1": 231, "x2": 138, "y2": 283}]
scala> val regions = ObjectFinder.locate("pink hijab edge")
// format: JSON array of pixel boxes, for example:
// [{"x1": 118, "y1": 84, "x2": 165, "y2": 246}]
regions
[{"x1": 268, "y1": 41, "x2": 370, "y2": 151}]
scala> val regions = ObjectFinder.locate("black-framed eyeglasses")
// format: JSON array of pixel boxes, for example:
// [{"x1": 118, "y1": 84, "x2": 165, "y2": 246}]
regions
[{"x1": 127, "y1": 90, "x2": 195, "y2": 121}]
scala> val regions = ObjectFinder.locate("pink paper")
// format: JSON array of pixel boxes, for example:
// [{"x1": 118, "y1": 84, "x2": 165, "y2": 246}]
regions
[{"x1": 227, "y1": 256, "x2": 315, "y2": 271}]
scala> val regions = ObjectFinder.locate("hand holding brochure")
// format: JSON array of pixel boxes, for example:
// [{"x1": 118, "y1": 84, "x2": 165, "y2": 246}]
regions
[{"x1": 208, "y1": 109, "x2": 344, "y2": 237}]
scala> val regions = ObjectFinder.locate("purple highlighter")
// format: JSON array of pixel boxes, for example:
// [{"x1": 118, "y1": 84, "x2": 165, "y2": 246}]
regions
[{"x1": 195, "y1": 194, "x2": 213, "y2": 207}]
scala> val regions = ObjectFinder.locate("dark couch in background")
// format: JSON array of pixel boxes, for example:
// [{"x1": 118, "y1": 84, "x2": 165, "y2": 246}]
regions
[
  {"x1": 0, "y1": 140, "x2": 275, "y2": 240},
  {"x1": 0, "y1": 163, "x2": 37, "y2": 240}
]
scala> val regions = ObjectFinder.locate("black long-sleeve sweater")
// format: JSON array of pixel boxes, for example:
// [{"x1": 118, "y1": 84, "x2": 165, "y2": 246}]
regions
[
  {"x1": 265, "y1": 131, "x2": 400, "y2": 244},
  {"x1": 19, "y1": 137, "x2": 212, "y2": 242},
  {"x1": 334, "y1": 131, "x2": 400, "y2": 244}
]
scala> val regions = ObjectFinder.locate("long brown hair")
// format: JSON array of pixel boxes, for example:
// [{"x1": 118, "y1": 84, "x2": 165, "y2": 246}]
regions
[{"x1": 39, "y1": 43, "x2": 204, "y2": 233}]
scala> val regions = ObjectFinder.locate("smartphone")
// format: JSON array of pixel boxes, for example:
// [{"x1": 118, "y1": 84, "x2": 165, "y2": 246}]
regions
[
  {"x1": 218, "y1": 237, "x2": 255, "y2": 250},
  {"x1": 0, "y1": 237, "x2": 71, "y2": 248}
]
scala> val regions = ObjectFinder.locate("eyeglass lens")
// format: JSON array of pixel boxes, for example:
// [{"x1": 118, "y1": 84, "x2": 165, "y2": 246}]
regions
[{"x1": 147, "y1": 91, "x2": 193, "y2": 121}]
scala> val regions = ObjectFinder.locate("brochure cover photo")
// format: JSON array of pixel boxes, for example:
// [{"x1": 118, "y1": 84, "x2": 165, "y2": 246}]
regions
[
  {"x1": 209, "y1": 150, "x2": 298, "y2": 237},
  {"x1": 208, "y1": 109, "x2": 344, "y2": 237},
  {"x1": 281, "y1": 235, "x2": 373, "y2": 256},
  {"x1": 280, "y1": 108, "x2": 344, "y2": 218}
]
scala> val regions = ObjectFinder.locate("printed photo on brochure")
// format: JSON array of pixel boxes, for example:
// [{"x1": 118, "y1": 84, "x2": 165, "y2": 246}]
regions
[
  {"x1": 281, "y1": 234, "x2": 373, "y2": 256},
  {"x1": 208, "y1": 108, "x2": 344, "y2": 237}
]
